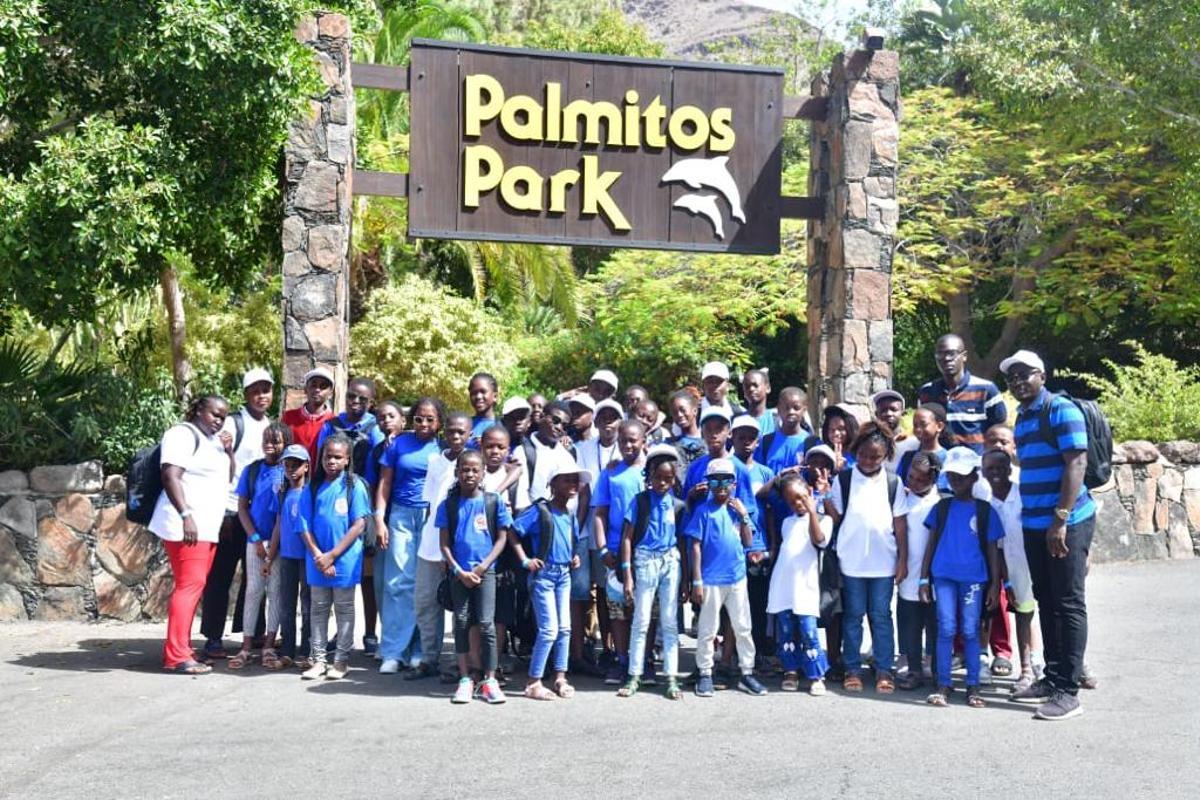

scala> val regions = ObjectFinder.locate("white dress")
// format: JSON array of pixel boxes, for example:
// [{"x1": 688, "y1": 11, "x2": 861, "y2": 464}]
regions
[{"x1": 766, "y1": 511, "x2": 833, "y2": 617}]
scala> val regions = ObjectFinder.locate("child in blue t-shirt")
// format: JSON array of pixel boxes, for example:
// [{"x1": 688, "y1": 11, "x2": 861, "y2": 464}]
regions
[
  {"x1": 510, "y1": 463, "x2": 586, "y2": 701},
  {"x1": 273, "y1": 444, "x2": 312, "y2": 669},
  {"x1": 686, "y1": 458, "x2": 768, "y2": 698},
  {"x1": 919, "y1": 447, "x2": 1004, "y2": 708},
  {"x1": 437, "y1": 450, "x2": 513, "y2": 705},
  {"x1": 298, "y1": 434, "x2": 372, "y2": 681},
  {"x1": 729, "y1": 415, "x2": 774, "y2": 677},
  {"x1": 467, "y1": 372, "x2": 499, "y2": 449},
  {"x1": 757, "y1": 387, "x2": 810, "y2": 475}
]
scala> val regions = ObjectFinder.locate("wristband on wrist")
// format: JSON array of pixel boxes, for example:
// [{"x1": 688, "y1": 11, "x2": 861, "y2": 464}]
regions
[
  {"x1": 598, "y1": 547, "x2": 610, "y2": 558},
  {"x1": 621, "y1": 561, "x2": 631, "y2": 570},
  {"x1": 521, "y1": 557, "x2": 531, "y2": 569},
  {"x1": 692, "y1": 579, "x2": 703, "y2": 586},
  {"x1": 451, "y1": 564, "x2": 461, "y2": 576},
  {"x1": 918, "y1": 578, "x2": 930, "y2": 587},
  {"x1": 179, "y1": 508, "x2": 193, "y2": 519},
  {"x1": 1003, "y1": 580, "x2": 1013, "y2": 590}
]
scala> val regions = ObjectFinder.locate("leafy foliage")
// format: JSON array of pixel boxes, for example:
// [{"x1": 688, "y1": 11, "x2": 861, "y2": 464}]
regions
[{"x1": 1069, "y1": 342, "x2": 1200, "y2": 442}]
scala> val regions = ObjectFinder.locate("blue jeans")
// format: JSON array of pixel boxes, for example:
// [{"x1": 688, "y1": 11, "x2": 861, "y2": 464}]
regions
[
  {"x1": 840, "y1": 575, "x2": 895, "y2": 673},
  {"x1": 934, "y1": 578, "x2": 983, "y2": 687},
  {"x1": 776, "y1": 611, "x2": 828, "y2": 679},
  {"x1": 528, "y1": 564, "x2": 572, "y2": 679},
  {"x1": 379, "y1": 504, "x2": 425, "y2": 663},
  {"x1": 627, "y1": 548, "x2": 681, "y2": 678}
]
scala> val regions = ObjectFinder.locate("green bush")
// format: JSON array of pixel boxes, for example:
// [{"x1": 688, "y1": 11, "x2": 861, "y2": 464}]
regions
[{"x1": 1071, "y1": 341, "x2": 1200, "y2": 441}]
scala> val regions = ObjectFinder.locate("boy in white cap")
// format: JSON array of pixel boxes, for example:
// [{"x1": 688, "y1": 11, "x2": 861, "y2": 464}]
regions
[
  {"x1": 686, "y1": 457, "x2": 768, "y2": 697},
  {"x1": 588, "y1": 369, "x2": 620, "y2": 403},
  {"x1": 871, "y1": 389, "x2": 919, "y2": 474},
  {"x1": 699, "y1": 361, "x2": 745, "y2": 417}
]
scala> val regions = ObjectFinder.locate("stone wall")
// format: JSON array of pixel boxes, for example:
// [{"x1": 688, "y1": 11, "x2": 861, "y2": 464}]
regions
[
  {"x1": 0, "y1": 464, "x2": 171, "y2": 622},
  {"x1": 1091, "y1": 441, "x2": 1199, "y2": 562}
]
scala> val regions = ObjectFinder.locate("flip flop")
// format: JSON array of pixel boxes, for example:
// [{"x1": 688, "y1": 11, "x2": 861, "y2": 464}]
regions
[
  {"x1": 554, "y1": 680, "x2": 576, "y2": 699},
  {"x1": 166, "y1": 660, "x2": 212, "y2": 675}
]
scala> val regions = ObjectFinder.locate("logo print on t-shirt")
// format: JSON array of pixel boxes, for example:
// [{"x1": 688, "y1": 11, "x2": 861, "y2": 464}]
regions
[
  {"x1": 969, "y1": 515, "x2": 978, "y2": 533},
  {"x1": 473, "y1": 513, "x2": 488, "y2": 532},
  {"x1": 335, "y1": 497, "x2": 349, "y2": 516}
]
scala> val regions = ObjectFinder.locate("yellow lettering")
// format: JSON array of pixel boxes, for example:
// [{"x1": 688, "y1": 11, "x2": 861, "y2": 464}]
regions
[
  {"x1": 708, "y1": 107, "x2": 735, "y2": 152},
  {"x1": 580, "y1": 155, "x2": 629, "y2": 230},
  {"x1": 563, "y1": 99, "x2": 623, "y2": 146},
  {"x1": 499, "y1": 166, "x2": 543, "y2": 211},
  {"x1": 499, "y1": 94, "x2": 544, "y2": 141},
  {"x1": 642, "y1": 96, "x2": 667, "y2": 148},
  {"x1": 548, "y1": 169, "x2": 580, "y2": 213},
  {"x1": 667, "y1": 105, "x2": 710, "y2": 151},
  {"x1": 465, "y1": 74, "x2": 504, "y2": 137},
  {"x1": 545, "y1": 82, "x2": 562, "y2": 142},
  {"x1": 623, "y1": 90, "x2": 641, "y2": 148},
  {"x1": 463, "y1": 145, "x2": 504, "y2": 207}
]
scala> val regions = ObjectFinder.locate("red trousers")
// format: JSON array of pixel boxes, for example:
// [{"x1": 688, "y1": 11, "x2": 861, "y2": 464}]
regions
[{"x1": 162, "y1": 540, "x2": 217, "y2": 668}]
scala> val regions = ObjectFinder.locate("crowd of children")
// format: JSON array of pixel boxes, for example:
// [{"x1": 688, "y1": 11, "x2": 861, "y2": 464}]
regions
[{"x1": 159, "y1": 355, "x2": 1094, "y2": 719}]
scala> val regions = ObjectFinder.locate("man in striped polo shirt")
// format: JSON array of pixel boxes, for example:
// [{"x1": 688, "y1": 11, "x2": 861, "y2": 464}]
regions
[
  {"x1": 1003, "y1": 349, "x2": 1095, "y2": 721},
  {"x1": 918, "y1": 334, "x2": 1007, "y2": 453}
]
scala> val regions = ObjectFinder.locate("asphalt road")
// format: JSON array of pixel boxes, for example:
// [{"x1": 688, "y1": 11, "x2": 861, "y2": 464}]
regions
[{"x1": 2, "y1": 559, "x2": 1198, "y2": 799}]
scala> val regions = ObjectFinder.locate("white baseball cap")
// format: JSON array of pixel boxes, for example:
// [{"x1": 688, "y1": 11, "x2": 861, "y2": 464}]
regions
[
  {"x1": 731, "y1": 414, "x2": 760, "y2": 433},
  {"x1": 501, "y1": 396, "x2": 531, "y2": 417},
  {"x1": 701, "y1": 361, "x2": 730, "y2": 381},
  {"x1": 242, "y1": 367, "x2": 274, "y2": 389},
  {"x1": 706, "y1": 457, "x2": 736, "y2": 477},
  {"x1": 943, "y1": 446, "x2": 982, "y2": 476},
  {"x1": 804, "y1": 444, "x2": 837, "y2": 466},
  {"x1": 590, "y1": 369, "x2": 619, "y2": 390},
  {"x1": 699, "y1": 406, "x2": 732, "y2": 425},
  {"x1": 645, "y1": 443, "x2": 680, "y2": 465},
  {"x1": 999, "y1": 349, "x2": 1046, "y2": 375},
  {"x1": 302, "y1": 367, "x2": 335, "y2": 387},
  {"x1": 547, "y1": 462, "x2": 592, "y2": 485},
  {"x1": 594, "y1": 399, "x2": 625, "y2": 420},
  {"x1": 568, "y1": 394, "x2": 596, "y2": 412}
]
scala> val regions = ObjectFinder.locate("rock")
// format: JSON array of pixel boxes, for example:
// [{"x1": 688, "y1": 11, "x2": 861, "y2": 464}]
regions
[
  {"x1": 1185, "y1": 467, "x2": 1200, "y2": 491},
  {"x1": 1159, "y1": 440, "x2": 1200, "y2": 465},
  {"x1": 293, "y1": 162, "x2": 340, "y2": 214},
  {"x1": 282, "y1": 215, "x2": 306, "y2": 253},
  {"x1": 1154, "y1": 499, "x2": 1169, "y2": 531},
  {"x1": 1120, "y1": 440, "x2": 1160, "y2": 464},
  {"x1": 289, "y1": 272, "x2": 338, "y2": 322},
  {"x1": 848, "y1": 81, "x2": 895, "y2": 123},
  {"x1": 1133, "y1": 531, "x2": 1169, "y2": 561},
  {"x1": 29, "y1": 462, "x2": 103, "y2": 493},
  {"x1": 294, "y1": 14, "x2": 317, "y2": 43},
  {"x1": 142, "y1": 562, "x2": 174, "y2": 621},
  {"x1": 95, "y1": 572, "x2": 141, "y2": 621},
  {"x1": 283, "y1": 250, "x2": 311, "y2": 278},
  {"x1": 0, "y1": 583, "x2": 26, "y2": 620},
  {"x1": 307, "y1": 225, "x2": 346, "y2": 269},
  {"x1": 852, "y1": 268, "x2": 890, "y2": 319},
  {"x1": 285, "y1": 316, "x2": 310, "y2": 352},
  {"x1": 103, "y1": 474, "x2": 126, "y2": 495},
  {"x1": 326, "y1": 123, "x2": 351, "y2": 164},
  {"x1": 1114, "y1": 464, "x2": 1135, "y2": 497},
  {"x1": 867, "y1": 196, "x2": 898, "y2": 234},
  {"x1": 1132, "y1": 474, "x2": 1158, "y2": 534},
  {"x1": 55, "y1": 493, "x2": 96, "y2": 533},
  {"x1": 95, "y1": 505, "x2": 155, "y2": 585},
  {"x1": 865, "y1": 49, "x2": 899, "y2": 82},
  {"x1": 303, "y1": 316, "x2": 343, "y2": 363},
  {"x1": 285, "y1": 107, "x2": 326, "y2": 165},
  {"x1": 36, "y1": 517, "x2": 91, "y2": 587},
  {"x1": 843, "y1": 228, "x2": 882, "y2": 270},
  {"x1": 1185, "y1": 489, "x2": 1200, "y2": 532},
  {"x1": 841, "y1": 320, "x2": 869, "y2": 369},
  {"x1": 862, "y1": 176, "x2": 894, "y2": 197},
  {"x1": 1089, "y1": 491, "x2": 1139, "y2": 563},
  {"x1": 316, "y1": 52, "x2": 341, "y2": 89},
  {"x1": 846, "y1": 182, "x2": 867, "y2": 219},
  {"x1": 329, "y1": 95, "x2": 348, "y2": 125},
  {"x1": 33, "y1": 586, "x2": 87, "y2": 621},
  {"x1": 1167, "y1": 503, "x2": 1195, "y2": 559},
  {"x1": 843, "y1": 120, "x2": 873, "y2": 179},
  {"x1": 843, "y1": 372, "x2": 871, "y2": 404},
  {"x1": 0, "y1": 528, "x2": 33, "y2": 587},
  {"x1": 868, "y1": 319, "x2": 893, "y2": 363},
  {"x1": 0, "y1": 496, "x2": 37, "y2": 540},
  {"x1": 318, "y1": 13, "x2": 349, "y2": 39},
  {"x1": 871, "y1": 119, "x2": 899, "y2": 165},
  {"x1": 1159, "y1": 469, "x2": 1184, "y2": 503},
  {"x1": 0, "y1": 470, "x2": 28, "y2": 493}
]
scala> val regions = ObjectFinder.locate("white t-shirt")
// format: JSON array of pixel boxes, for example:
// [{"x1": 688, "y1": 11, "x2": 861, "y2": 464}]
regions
[
  {"x1": 829, "y1": 466, "x2": 906, "y2": 577},
  {"x1": 895, "y1": 487, "x2": 940, "y2": 602},
  {"x1": 886, "y1": 436, "x2": 920, "y2": 475},
  {"x1": 417, "y1": 451, "x2": 456, "y2": 562},
  {"x1": 990, "y1": 471, "x2": 1033, "y2": 605},
  {"x1": 767, "y1": 511, "x2": 833, "y2": 617},
  {"x1": 514, "y1": 437, "x2": 576, "y2": 506},
  {"x1": 149, "y1": 423, "x2": 231, "y2": 543},
  {"x1": 220, "y1": 407, "x2": 271, "y2": 512}
]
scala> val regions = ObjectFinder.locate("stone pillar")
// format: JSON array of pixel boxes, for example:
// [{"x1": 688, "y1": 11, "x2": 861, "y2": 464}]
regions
[
  {"x1": 282, "y1": 12, "x2": 354, "y2": 411},
  {"x1": 806, "y1": 38, "x2": 899, "y2": 421}
]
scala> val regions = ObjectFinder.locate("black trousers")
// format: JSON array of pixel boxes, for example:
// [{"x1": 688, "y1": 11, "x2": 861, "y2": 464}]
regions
[
  {"x1": 278, "y1": 556, "x2": 312, "y2": 659},
  {"x1": 1023, "y1": 515, "x2": 1094, "y2": 695},
  {"x1": 200, "y1": 514, "x2": 265, "y2": 642},
  {"x1": 746, "y1": 561, "x2": 772, "y2": 655}
]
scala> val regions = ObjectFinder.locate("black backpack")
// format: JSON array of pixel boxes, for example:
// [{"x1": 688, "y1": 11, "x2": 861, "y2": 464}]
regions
[
  {"x1": 630, "y1": 490, "x2": 686, "y2": 548},
  {"x1": 309, "y1": 471, "x2": 374, "y2": 549},
  {"x1": 522, "y1": 499, "x2": 559, "y2": 562},
  {"x1": 314, "y1": 417, "x2": 378, "y2": 482},
  {"x1": 125, "y1": 424, "x2": 200, "y2": 525},
  {"x1": 1038, "y1": 392, "x2": 1113, "y2": 490},
  {"x1": 818, "y1": 467, "x2": 899, "y2": 623},
  {"x1": 444, "y1": 486, "x2": 501, "y2": 547},
  {"x1": 929, "y1": 496, "x2": 993, "y2": 582}
]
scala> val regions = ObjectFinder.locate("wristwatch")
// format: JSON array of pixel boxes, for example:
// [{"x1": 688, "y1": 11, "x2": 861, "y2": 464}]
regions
[{"x1": 1054, "y1": 507, "x2": 1071, "y2": 521}]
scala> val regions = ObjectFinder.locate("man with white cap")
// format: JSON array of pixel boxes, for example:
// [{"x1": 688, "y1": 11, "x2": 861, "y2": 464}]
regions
[
  {"x1": 200, "y1": 368, "x2": 275, "y2": 660},
  {"x1": 871, "y1": 388, "x2": 919, "y2": 474},
  {"x1": 588, "y1": 369, "x2": 620, "y2": 404},
  {"x1": 699, "y1": 361, "x2": 746, "y2": 418},
  {"x1": 1001, "y1": 349, "x2": 1095, "y2": 721}
]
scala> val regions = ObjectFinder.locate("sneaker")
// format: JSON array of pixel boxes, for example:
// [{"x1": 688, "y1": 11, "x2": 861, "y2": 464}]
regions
[
  {"x1": 301, "y1": 661, "x2": 327, "y2": 680},
  {"x1": 1011, "y1": 677, "x2": 1055, "y2": 704},
  {"x1": 695, "y1": 673, "x2": 715, "y2": 697},
  {"x1": 379, "y1": 658, "x2": 401, "y2": 675},
  {"x1": 603, "y1": 664, "x2": 624, "y2": 685},
  {"x1": 452, "y1": 677, "x2": 474, "y2": 704},
  {"x1": 809, "y1": 678, "x2": 827, "y2": 697},
  {"x1": 363, "y1": 636, "x2": 378, "y2": 656},
  {"x1": 479, "y1": 677, "x2": 507, "y2": 704},
  {"x1": 641, "y1": 664, "x2": 659, "y2": 686},
  {"x1": 1034, "y1": 690, "x2": 1083, "y2": 721},
  {"x1": 326, "y1": 661, "x2": 348, "y2": 680},
  {"x1": 738, "y1": 673, "x2": 768, "y2": 696},
  {"x1": 978, "y1": 659, "x2": 993, "y2": 686}
]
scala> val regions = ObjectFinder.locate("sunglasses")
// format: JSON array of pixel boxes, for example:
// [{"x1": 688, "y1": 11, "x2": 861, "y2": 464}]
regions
[{"x1": 707, "y1": 476, "x2": 735, "y2": 489}]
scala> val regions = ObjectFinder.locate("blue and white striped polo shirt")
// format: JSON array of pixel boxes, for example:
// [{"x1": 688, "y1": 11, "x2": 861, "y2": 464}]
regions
[
  {"x1": 1013, "y1": 388, "x2": 1095, "y2": 532},
  {"x1": 918, "y1": 370, "x2": 1007, "y2": 453}
]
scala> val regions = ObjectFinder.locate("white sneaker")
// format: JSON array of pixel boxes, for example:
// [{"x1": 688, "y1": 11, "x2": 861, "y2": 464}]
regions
[
  {"x1": 326, "y1": 662, "x2": 348, "y2": 680},
  {"x1": 979, "y1": 658, "x2": 993, "y2": 686},
  {"x1": 379, "y1": 658, "x2": 401, "y2": 674},
  {"x1": 301, "y1": 661, "x2": 327, "y2": 680}
]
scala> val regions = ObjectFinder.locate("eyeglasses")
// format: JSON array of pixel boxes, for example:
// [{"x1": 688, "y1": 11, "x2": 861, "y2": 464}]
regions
[
  {"x1": 707, "y1": 476, "x2": 735, "y2": 489},
  {"x1": 935, "y1": 350, "x2": 965, "y2": 360}
]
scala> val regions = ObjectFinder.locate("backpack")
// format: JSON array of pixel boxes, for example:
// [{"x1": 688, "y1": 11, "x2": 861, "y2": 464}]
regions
[
  {"x1": 818, "y1": 466, "x2": 899, "y2": 623},
  {"x1": 631, "y1": 490, "x2": 686, "y2": 549},
  {"x1": 444, "y1": 486, "x2": 501, "y2": 548},
  {"x1": 232, "y1": 411, "x2": 245, "y2": 454},
  {"x1": 929, "y1": 497, "x2": 993, "y2": 583},
  {"x1": 314, "y1": 417, "x2": 379, "y2": 482},
  {"x1": 309, "y1": 471, "x2": 373, "y2": 549},
  {"x1": 523, "y1": 499, "x2": 558, "y2": 562},
  {"x1": 125, "y1": 424, "x2": 200, "y2": 526},
  {"x1": 1038, "y1": 392, "x2": 1113, "y2": 490}
]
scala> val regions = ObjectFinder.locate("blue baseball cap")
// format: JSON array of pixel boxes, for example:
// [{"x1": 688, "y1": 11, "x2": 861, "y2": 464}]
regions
[{"x1": 282, "y1": 444, "x2": 310, "y2": 462}]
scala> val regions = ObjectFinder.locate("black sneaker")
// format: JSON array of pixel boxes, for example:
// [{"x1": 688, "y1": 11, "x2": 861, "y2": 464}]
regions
[
  {"x1": 603, "y1": 664, "x2": 624, "y2": 685},
  {"x1": 695, "y1": 673, "x2": 715, "y2": 697},
  {"x1": 738, "y1": 673, "x2": 768, "y2": 696},
  {"x1": 1011, "y1": 677, "x2": 1055, "y2": 704},
  {"x1": 1034, "y1": 690, "x2": 1083, "y2": 721}
]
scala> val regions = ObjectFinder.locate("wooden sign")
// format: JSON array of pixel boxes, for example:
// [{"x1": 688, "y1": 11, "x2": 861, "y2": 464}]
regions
[{"x1": 407, "y1": 40, "x2": 784, "y2": 254}]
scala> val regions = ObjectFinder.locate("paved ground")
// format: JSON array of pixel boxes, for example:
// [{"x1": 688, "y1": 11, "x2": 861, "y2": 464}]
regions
[{"x1": 2, "y1": 559, "x2": 1198, "y2": 799}]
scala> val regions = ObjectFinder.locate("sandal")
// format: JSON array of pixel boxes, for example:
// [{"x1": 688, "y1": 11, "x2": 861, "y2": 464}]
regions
[
  {"x1": 926, "y1": 686, "x2": 951, "y2": 707},
  {"x1": 554, "y1": 680, "x2": 576, "y2": 699},
  {"x1": 843, "y1": 672, "x2": 864, "y2": 692},
  {"x1": 294, "y1": 657, "x2": 313, "y2": 671},
  {"x1": 523, "y1": 682, "x2": 556, "y2": 701},
  {"x1": 165, "y1": 660, "x2": 212, "y2": 675},
  {"x1": 781, "y1": 672, "x2": 800, "y2": 692},
  {"x1": 991, "y1": 657, "x2": 1014, "y2": 678},
  {"x1": 616, "y1": 676, "x2": 640, "y2": 698},
  {"x1": 664, "y1": 679, "x2": 682, "y2": 700},
  {"x1": 966, "y1": 686, "x2": 986, "y2": 708},
  {"x1": 202, "y1": 641, "x2": 227, "y2": 661},
  {"x1": 875, "y1": 670, "x2": 896, "y2": 694},
  {"x1": 227, "y1": 649, "x2": 253, "y2": 670},
  {"x1": 261, "y1": 650, "x2": 282, "y2": 670}
]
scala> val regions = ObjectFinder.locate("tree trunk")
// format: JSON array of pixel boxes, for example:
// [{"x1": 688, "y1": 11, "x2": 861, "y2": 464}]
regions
[{"x1": 159, "y1": 264, "x2": 193, "y2": 403}]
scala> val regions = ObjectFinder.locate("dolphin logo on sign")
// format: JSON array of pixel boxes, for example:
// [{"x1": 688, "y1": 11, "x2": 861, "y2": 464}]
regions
[
  {"x1": 661, "y1": 155, "x2": 747, "y2": 232},
  {"x1": 672, "y1": 193, "x2": 726, "y2": 239}
]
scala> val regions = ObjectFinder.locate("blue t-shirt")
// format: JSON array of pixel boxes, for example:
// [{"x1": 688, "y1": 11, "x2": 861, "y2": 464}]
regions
[
  {"x1": 382, "y1": 433, "x2": 440, "y2": 507},
  {"x1": 758, "y1": 431, "x2": 807, "y2": 475},
  {"x1": 684, "y1": 498, "x2": 748, "y2": 585},
  {"x1": 435, "y1": 492, "x2": 514, "y2": 570},
  {"x1": 591, "y1": 461, "x2": 645, "y2": 552},
  {"x1": 235, "y1": 459, "x2": 285, "y2": 543},
  {"x1": 622, "y1": 489, "x2": 679, "y2": 553},
  {"x1": 277, "y1": 486, "x2": 306, "y2": 560},
  {"x1": 735, "y1": 457, "x2": 774, "y2": 552},
  {"x1": 754, "y1": 410, "x2": 777, "y2": 437},
  {"x1": 925, "y1": 499, "x2": 1004, "y2": 584},
  {"x1": 514, "y1": 504, "x2": 575, "y2": 565},
  {"x1": 314, "y1": 412, "x2": 385, "y2": 469},
  {"x1": 1014, "y1": 389, "x2": 1096, "y2": 531},
  {"x1": 299, "y1": 476, "x2": 372, "y2": 588},
  {"x1": 683, "y1": 454, "x2": 760, "y2": 537},
  {"x1": 361, "y1": 438, "x2": 390, "y2": 494},
  {"x1": 467, "y1": 415, "x2": 497, "y2": 450}
]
